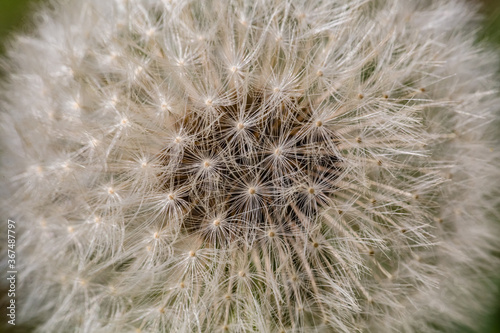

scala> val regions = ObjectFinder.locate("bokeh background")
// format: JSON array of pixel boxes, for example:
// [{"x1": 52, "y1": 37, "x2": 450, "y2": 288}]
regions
[{"x1": 0, "y1": 0, "x2": 499, "y2": 332}]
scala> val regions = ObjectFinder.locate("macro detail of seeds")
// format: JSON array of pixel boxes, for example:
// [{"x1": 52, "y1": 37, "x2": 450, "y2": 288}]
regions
[
  {"x1": 163, "y1": 94, "x2": 342, "y2": 242},
  {"x1": 0, "y1": 0, "x2": 499, "y2": 332}
]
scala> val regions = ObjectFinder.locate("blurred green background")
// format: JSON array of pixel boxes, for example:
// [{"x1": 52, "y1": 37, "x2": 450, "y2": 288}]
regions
[
  {"x1": 0, "y1": 0, "x2": 40, "y2": 54},
  {"x1": 0, "y1": 0, "x2": 499, "y2": 332}
]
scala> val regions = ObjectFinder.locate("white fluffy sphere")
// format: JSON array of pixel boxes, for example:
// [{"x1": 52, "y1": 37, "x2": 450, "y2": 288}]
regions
[{"x1": 1, "y1": 0, "x2": 499, "y2": 332}]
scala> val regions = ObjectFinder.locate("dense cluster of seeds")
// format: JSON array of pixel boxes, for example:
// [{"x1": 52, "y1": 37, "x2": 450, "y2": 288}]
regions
[
  {"x1": 160, "y1": 94, "x2": 341, "y2": 244},
  {"x1": 1, "y1": 0, "x2": 499, "y2": 332}
]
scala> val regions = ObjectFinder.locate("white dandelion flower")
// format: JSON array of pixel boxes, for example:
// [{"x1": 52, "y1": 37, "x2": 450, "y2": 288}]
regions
[{"x1": 1, "y1": 0, "x2": 500, "y2": 332}]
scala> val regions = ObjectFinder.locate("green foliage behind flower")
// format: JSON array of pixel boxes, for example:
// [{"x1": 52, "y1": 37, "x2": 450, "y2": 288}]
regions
[{"x1": 0, "y1": 0, "x2": 39, "y2": 53}]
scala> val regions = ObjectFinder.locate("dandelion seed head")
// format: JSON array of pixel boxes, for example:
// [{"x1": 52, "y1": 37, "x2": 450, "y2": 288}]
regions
[{"x1": 1, "y1": 0, "x2": 500, "y2": 332}]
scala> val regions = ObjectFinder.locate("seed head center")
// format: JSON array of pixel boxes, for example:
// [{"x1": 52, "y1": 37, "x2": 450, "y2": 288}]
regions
[{"x1": 160, "y1": 95, "x2": 340, "y2": 244}]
